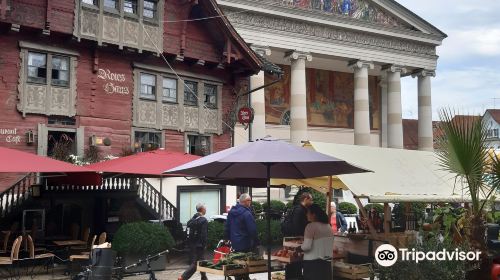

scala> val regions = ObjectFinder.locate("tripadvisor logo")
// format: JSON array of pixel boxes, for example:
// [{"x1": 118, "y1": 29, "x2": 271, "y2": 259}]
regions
[{"x1": 374, "y1": 244, "x2": 481, "y2": 267}]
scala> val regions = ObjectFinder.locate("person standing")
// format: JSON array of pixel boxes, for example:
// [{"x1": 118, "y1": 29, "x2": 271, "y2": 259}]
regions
[
  {"x1": 225, "y1": 193, "x2": 258, "y2": 280},
  {"x1": 283, "y1": 192, "x2": 313, "y2": 280},
  {"x1": 224, "y1": 193, "x2": 259, "y2": 253},
  {"x1": 179, "y1": 203, "x2": 208, "y2": 280},
  {"x1": 330, "y1": 202, "x2": 347, "y2": 233},
  {"x1": 298, "y1": 204, "x2": 334, "y2": 280}
]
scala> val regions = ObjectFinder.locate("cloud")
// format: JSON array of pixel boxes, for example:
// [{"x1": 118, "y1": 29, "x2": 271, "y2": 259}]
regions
[{"x1": 397, "y1": 0, "x2": 500, "y2": 120}]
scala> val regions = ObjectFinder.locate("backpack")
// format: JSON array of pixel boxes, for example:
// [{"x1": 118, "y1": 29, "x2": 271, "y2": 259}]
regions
[
  {"x1": 186, "y1": 215, "x2": 203, "y2": 241},
  {"x1": 281, "y1": 206, "x2": 296, "y2": 236}
]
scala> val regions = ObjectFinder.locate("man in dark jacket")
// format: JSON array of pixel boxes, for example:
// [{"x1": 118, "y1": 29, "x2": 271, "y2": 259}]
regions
[
  {"x1": 179, "y1": 203, "x2": 208, "y2": 280},
  {"x1": 224, "y1": 193, "x2": 259, "y2": 253},
  {"x1": 286, "y1": 192, "x2": 313, "y2": 280}
]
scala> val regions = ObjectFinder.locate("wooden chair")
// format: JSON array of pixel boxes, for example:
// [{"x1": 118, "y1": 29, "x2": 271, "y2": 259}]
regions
[
  {"x1": 70, "y1": 227, "x2": 90, "y2": 252},
  {"x1": 70, "y1": 223, "x2": 80, "y2": 240},
  {"x1": 98, "y1": 232, "x2": 106, "y2": 245},
  {"x1": 0, "y1": 231, "x2": 11, "y2": 254},
  {"x1": 26, "y1": 235, "x2": 55, "y2": 277},
  {"x1": 0, "y1": 236, "x2": 22, "y2": 279}
]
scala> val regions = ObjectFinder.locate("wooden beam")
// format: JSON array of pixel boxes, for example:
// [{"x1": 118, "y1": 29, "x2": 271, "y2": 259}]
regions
[
  {"x1": 327, "y1": 176, "x2": 332, "y2": 219},
  {"x1": 384, "y1": 203, "x2": 391, "y2": 234},
  {"x1": 354, "y1": 197, "x2": 376, "y2": 235}
]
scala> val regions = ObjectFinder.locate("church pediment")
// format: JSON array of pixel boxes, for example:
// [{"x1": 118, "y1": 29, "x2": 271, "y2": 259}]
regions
[
  {"x1": 282, "y1": 0, "x2": 413, "y2": 31},
  {"x1": 220, "y1": 0, "x2": 446, "y2": 43}
]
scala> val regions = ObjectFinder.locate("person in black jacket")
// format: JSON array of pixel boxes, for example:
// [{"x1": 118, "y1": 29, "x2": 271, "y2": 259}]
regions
[
  {"x1": 179, "y1": 203, "x2": 208, "y2": 280},
  {"x1": 286, "y1": 192, "x2": 313, "y2": 280}
]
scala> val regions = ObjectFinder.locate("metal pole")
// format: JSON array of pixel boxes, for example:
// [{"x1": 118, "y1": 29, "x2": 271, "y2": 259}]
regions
[{"x1": 266, "y1": 164, "x2": 271, "y2": 280}]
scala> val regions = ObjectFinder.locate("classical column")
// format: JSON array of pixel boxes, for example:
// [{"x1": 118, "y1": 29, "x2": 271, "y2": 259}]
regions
[
  {"x1": 349, "y1": 60, "x2": 374, "y2": 146},
  {"x1": 250, "y1": 45, "x2": 272, "y2": 141},
  {"x1": 379, "y1": 73, "x2": 388, "y2": 147},
  {"x1": 383, "y1": 65, "x2": 407, "y2": 149},
  {"x1": 413, "y1": 69, "x2": 435, "y2": 151},
  {"x1": 285, "y1": 51, "x2": 312, "y2": 146}
]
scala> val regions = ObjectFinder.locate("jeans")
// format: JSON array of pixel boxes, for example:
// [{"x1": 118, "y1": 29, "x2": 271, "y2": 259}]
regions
[{"x1": 181, "y1": 245, "x2": 207, "y2": 280}]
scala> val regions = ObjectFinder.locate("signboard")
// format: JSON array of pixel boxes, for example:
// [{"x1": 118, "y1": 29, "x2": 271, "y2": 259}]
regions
[{"x1": 237, "y1": 107, "x2": 254, "y2": 125}]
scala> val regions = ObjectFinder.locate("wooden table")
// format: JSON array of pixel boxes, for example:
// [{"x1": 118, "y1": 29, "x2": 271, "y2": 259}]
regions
[{"x1": 53, "y1": 240, "x2": 87, "y2": 246}]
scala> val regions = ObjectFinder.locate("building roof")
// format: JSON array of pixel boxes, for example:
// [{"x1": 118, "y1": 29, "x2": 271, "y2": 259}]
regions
[
  {"x1": 402, "y1": 119, "x2": 441, "y2": 150},
  {"x1": 485, "y1": 109, "x2": 500, "y2": 124}
]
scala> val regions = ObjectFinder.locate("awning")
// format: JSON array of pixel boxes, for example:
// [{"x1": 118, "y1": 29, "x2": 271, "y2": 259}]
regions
[{"x1": 309, "y1": 142, "x2": 477, "y2": 203}]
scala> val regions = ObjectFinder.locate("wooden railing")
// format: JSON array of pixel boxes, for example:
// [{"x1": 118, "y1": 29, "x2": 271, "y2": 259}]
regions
[
  {"x1": 137, "y1": 178, "x2": 176, "y2": 220},
  {"x1": 44, "y1": 177, "x2": 177, "y2": 220},
  {"x1": 0, "y1": 173, "x2": 37, "y2": 217},
  {"x1": 44, "y1": 177, "x2": 133, "y2": 192}
]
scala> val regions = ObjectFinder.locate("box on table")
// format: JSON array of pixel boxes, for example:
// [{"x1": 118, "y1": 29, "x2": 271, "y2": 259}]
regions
[{"x1": 332, "y1": 262, "x2": 372, "y2": 279}]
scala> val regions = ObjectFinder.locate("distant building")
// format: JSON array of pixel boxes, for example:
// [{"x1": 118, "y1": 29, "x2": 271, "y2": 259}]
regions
[{"x1": 483, "y1": 109, "x2": 500, "y2": 150}]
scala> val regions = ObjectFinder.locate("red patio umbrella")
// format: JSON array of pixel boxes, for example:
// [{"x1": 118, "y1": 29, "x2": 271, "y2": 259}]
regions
[
  {"x1": 0, "y1": 147, "x2": 94, "y2": 173},
  {"x1": 87, "y1": 149, "x2": 201, "y2": 221}
]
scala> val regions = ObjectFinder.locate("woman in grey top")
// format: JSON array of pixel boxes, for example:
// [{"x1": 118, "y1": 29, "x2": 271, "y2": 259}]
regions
[{"x1": 298, "y1": 204, "x2": 334, "y2": 280}]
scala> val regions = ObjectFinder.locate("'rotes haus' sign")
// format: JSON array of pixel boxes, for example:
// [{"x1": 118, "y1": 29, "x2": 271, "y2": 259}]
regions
[{"x1": 97, "y1": 68, "x2": 129, "y2": 95}]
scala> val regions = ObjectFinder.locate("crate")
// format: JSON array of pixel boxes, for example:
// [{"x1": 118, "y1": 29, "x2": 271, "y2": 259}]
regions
[
  {"x1": 197, "y1": 261, "x2": 247, "y2": 276},
  {"x1": 263, "y1": 253, "x2": 301, "y2": 263},
  {"x1": 283, "y1": 237, "x2": 303, "y2": 248},
  {"x1": 332, "y1": 262, "x2": 372, "y2": 279}
]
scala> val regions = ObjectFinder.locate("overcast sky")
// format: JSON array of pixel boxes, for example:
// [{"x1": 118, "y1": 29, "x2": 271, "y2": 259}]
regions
[{"x1": 397, "y1": 0, "x2": 500, "y2": 120}]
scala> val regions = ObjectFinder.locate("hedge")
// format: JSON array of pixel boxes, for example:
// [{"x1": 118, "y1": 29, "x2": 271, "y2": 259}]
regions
[
  {"x1": 113, "y1": 222, "x2": 175, "y2": 255},
  {"x1": 338, "y1": 202, "x2": 357, "y2": 215},
  {"x1": 207, "y1": 221, "x2": 225, "y2": 250}
]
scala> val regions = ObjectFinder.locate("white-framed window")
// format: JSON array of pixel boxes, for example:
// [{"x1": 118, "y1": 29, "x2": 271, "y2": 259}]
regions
[
  {"x1": 27, "y1": 52, "x2": 70, "y2": 87},
  {"x1": 124, "y1": 0, "x2": 138, "y2": 14},
  {"x1": 184, "y1": 81, "x2": 198, "y2": 106},
  {"x1": 204, "y1": 84, "x2": 217, "y2": 108},
  {"x1": 133, "y1": 129, "x2": 163, "y2": 152},
  {"x1": 143, "y1": 0, "x2": 157, "y2": 19},
  {"x1": 82, "y1": 0, "x2": 98, "y2": 6},
  {"x1": 162, "y1": 77, "x2": 177, "y2": 103},
  {"x1": 104, "y1": 0, "x2": 118, "y2": 9},
  {"x1": 51, "y1": 56, "x2": 70, "y2": 87},
  {"x1": 27, "y1": 52, "x2": 47, "y2": 84},
  {"x1": 140, "y1": 73, "x2": 156, "y2": 100},
  {"x1": 186, "y1": 134, "x2": 211, "y2": 156}
]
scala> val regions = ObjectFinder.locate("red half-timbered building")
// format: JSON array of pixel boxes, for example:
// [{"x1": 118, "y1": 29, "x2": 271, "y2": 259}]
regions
[{"x1": 0, "y1": 0, "x2": 262, "y2": 240}]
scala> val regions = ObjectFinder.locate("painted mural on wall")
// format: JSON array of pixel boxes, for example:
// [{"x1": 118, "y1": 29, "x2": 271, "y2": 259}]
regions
[
  {"x1": 277, "y1": 0, "x2": 410, "y2": 29},
  {"x1": 265, "y1": 65, "x2": 380, "y2": 129},
  {"x1": 265, "y1": 65, "x2": 291, "y2": 125}
]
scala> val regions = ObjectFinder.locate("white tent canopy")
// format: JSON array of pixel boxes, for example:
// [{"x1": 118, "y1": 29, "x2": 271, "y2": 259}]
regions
[{"x1": 310, "y1": 142, "x2": 478, "y2": 203}]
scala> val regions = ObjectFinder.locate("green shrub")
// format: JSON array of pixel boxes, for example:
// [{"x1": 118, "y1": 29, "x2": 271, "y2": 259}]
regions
[
  {"x1": 113, "y1": 222, "x2": 174, "y2": 255},
  {"x1": 263, "y1": 200, "x2": 286, "y2": 214},
  {"x1": 285, "y1": 201, "x2": 294, "y2": 211},
  {"x1": 338, "y1": 202, "x2": 357, "y2": 215},
  {"x1": 251, "y1": 201, "x2": 263, "y2": 214},
  {"x1": 207, "y1": 221, "x2": 225, "y2": 250},
  {"x1": 256, "y1": 219, "x2": 282, "y2": 245},
  {"x1": 364, "y1": 203, "x2": 384, "y2": 214},
  {"x1": 293, "y1": 187, "x2": 327, "y2": 212}
]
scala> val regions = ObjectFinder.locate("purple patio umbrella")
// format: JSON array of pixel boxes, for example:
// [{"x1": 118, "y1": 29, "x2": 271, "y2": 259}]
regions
[{"x1": 165, "y1": 137, "x2": 370, "y2": 280}]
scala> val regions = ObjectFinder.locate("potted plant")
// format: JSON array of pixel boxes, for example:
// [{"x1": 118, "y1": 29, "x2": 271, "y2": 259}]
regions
[{"x1": 113, "y1": 222, "x2": 175, "y2": 273}]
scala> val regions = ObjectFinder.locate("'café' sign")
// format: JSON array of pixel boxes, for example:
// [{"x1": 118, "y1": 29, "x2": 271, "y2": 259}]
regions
[
  {"x1": 97, "y1": 68, "x2": 130, "y2": 95},
  {"x1": 0, "y1": 128, "x2": 21, "y2": 144}
]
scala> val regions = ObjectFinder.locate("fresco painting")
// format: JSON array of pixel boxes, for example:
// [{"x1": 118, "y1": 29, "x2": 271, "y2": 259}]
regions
[{"x1": 264, "y1": 65, "x2": 380, "y2": 130}]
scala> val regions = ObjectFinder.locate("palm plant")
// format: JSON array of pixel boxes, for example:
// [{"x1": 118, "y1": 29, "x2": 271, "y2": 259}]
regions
[{"x1": 435, "y1": 109, "x2": 500, "y2": 250}]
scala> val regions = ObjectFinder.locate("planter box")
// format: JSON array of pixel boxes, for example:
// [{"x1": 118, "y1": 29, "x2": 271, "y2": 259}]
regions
[{"x1": 122, "y1": 254, "x2": 167, "y2": 273}]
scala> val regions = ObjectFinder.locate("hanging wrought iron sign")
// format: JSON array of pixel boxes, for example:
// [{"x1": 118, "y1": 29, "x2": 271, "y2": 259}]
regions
[{"x1": 237, "y1": 107, "x2": 254, "y2": 125}]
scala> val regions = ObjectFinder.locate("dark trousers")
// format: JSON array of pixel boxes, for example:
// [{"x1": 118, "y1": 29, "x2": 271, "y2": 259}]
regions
[
  {"x1": 302, "y1": 259, "x2": 331, "y2": 280},
  {"x1": 181, "y1": 245, "x2": 207, "y2": 280},
  {"x1": 285, "y1": 262, "x2": 303, "y2": 280}
]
